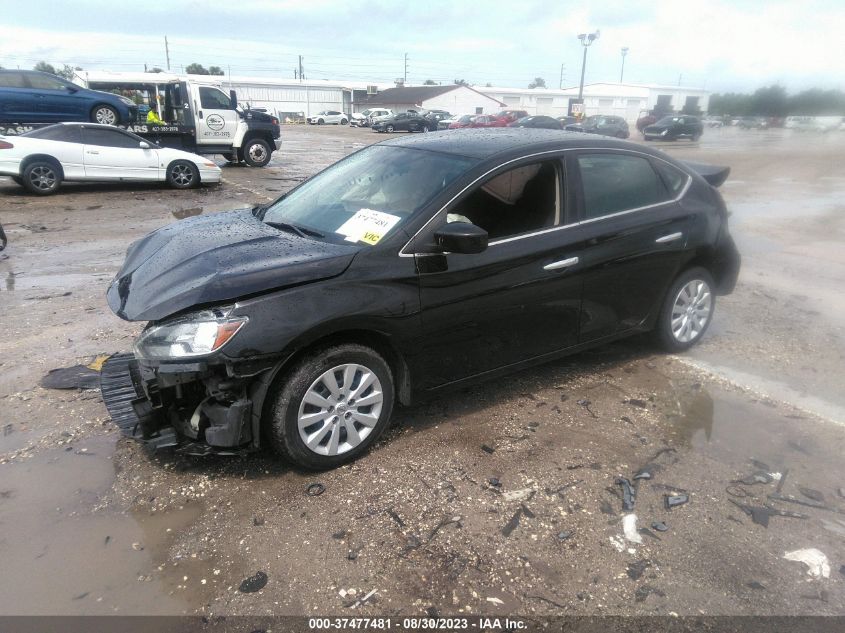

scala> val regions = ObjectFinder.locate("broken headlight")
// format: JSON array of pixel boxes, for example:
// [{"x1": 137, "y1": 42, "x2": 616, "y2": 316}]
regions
[{"x1": 134, "y1": 308, "x2": 247, "y2": 360}]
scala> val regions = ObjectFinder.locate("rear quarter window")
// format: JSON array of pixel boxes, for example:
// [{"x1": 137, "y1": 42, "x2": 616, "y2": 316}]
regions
[
  {"x1": 577, "y1": 153, "x2": 670, "y2": 219},
  {"x1": 0, "y1": 73, "x2": 27, "y2": 88},
  {"x1": 653, "y1": 160, "x2": 689, "y2": 196}
]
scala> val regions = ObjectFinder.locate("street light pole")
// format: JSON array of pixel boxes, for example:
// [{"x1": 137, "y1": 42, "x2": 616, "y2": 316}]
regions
[
  {"x1": 620, "y1": 47, "x2": 629, "y2": 83},
  {"x1": 577, "y1": 30, "x2": 600, "y2": 101}
]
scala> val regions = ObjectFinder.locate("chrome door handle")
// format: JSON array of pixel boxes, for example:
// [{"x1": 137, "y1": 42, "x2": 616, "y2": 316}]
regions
[
  {"x1": 544, "y1": 256, "x2": 579, "y2": 271},
  {"x1": 656, "y1": 232, "x2": 683, "y2": 244},
  {"x1": 86, "y1": 150, "x2": 99, "y2": 155}
]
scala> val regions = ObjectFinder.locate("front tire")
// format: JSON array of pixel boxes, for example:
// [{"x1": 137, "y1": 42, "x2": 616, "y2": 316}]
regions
[
  {"x1": 242, "y1": 138, "x2": 272, "y2": 167},
  {"x1": 341, "y1": 118, "x2": 348, "y2": 125},
  {"x1": 385, "y1": 124, "x2": 394, "y2": 133},
  {"x1": 317, "y1": 118, "x2": 325, "y2": 125},
  {"x1": 267, "y1": 343, "x2": 395, "y2": 470},
  {"x1": 92, "y1": 104, "x2": 119, "y2": 125},
  {"x1": 166, "y1": 160, "x2": 199, "y2": 189},
  {"x1": 22, "y1": 160, "x2": 61, "y2": 195},
  {"x1": 656, "y1": 267, "x2": 716, "y2": 352}
]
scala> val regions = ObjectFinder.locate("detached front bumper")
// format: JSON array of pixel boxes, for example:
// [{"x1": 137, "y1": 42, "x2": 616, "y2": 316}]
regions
[{"x1": 100, "y1": 353, "x2": 258, "y2": 454}]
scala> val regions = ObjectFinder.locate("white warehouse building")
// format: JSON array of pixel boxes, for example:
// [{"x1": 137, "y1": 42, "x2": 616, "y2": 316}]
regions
[{"x1": 479, "y1": 83, "x2": 710, "y2": 121}]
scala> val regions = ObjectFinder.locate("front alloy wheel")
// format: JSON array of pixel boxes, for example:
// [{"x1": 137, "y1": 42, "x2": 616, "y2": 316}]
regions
[
  {"x1": 268, "y1": 343, "x2": 394, "y2": 470},
  {"x1": 92, "y1": 105, "x2": 119, "y2": 125}
]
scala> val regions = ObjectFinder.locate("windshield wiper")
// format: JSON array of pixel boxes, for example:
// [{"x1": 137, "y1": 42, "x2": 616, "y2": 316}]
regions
[{"x1": 265, "y1": 221, "x2": 325, "y2": 239}]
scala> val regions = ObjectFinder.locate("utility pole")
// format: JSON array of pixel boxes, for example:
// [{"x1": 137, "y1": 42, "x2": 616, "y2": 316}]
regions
[
  {"x1": 298, "y1": 55, "x2": 304, "y2": 82},
  {"x1": 164, "y1": 36, "x2": 170, "y2": 71},
  {"x1": 404, "y1": 53, "x2": 408, "y2": 84},
  {"x1": 577, "y1": 30, "x2": 599, "y2": 101},
  {"x1": 620, "y1": 47, "x2": 629, "y2": 83},
  {"x1": 559, "y1": 63, "x2": 566, "y2": 89}
]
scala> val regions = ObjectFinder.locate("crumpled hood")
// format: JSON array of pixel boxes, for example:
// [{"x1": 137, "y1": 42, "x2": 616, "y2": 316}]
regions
[{"x1": 108, "y1": 209, "x2": 358, "y2": 322}]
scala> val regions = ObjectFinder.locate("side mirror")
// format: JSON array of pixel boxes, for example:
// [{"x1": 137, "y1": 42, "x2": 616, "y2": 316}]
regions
[
  {"x1": 434, "y1": 222, "x2": 488, "y2": 254},
  {"x1": 139, "y1": 141, "x2": 151, "y2": 149},
  {"x1": 229, "y1": 90, "x2": 238, "y2": 109}
]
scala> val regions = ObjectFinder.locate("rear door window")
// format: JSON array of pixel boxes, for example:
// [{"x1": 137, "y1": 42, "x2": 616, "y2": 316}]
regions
[
  {"x1": 577, "y1": 153, "x2": 670, "y2": 219},
  {"x1": 0, "y1": 72, "x2": 27, "y2": 88},
  {"x1": 26, "y1": 74, "x2": 67, "y2": 90}
]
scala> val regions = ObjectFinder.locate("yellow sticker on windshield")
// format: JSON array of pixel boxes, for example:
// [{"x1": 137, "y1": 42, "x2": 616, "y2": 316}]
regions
[{"x1": 361, "y1": 231, "x2": 382, "y2": 245}]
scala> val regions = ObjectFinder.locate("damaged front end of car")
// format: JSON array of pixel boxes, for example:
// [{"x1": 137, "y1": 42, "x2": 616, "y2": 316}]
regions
[{"x1": 100, "y1": 305, "x2": 268, "y2": 454}]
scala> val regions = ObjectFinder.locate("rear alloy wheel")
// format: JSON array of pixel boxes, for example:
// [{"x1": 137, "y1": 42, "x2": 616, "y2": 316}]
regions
[
  {"x1": 166, "y1": 160, "x2": 199, "y2": 189},
  {"x1": 22, "y1": 161, "x2": 61, "y2": 195},
  {"x1": 341, "y1": 118, "x2": 348, "y2": 125},
  {"x1": 656, "y1": 267, "x2": 715, "y2": 352},
  {"x1": 92, "y1": 104, "x2": 119, "y2": 125},
  {"x1": 317, "y1": 118, "x2": 325, "y2": 125},
  {"x1": 242, "y1": 138, "x2": 272, "y2": 167},
  {"x1": 268, "y1": 343, "x2": 394, "y2": 470}
]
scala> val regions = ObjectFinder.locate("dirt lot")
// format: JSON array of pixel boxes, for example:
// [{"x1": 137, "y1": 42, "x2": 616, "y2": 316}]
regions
[{"x1": 1, "y1": 125, "x2": 844, "y2": 620}]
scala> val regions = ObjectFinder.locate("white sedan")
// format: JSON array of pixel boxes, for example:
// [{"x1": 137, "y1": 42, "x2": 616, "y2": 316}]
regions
[
  {"x1": 0, "y1": 123, "x2": 221, "y2": 195},
  {"x1": 306, "y1": 111, "x2": 348, "y2": 125}
]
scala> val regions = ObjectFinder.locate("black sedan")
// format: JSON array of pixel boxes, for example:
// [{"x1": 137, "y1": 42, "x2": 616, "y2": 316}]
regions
[
  {"x1": 101, "y1": 129, "x2": 740, "y2": 469},
  {"x1": 643, "y1": 115, "x2": 704, "y2": 141},
  {"x1": 371, "y1": 111, "x2": 432, "y2": 133},
  {"x1": 565, "y1": 115, "x2": 630, "y2": 139},
  {"x1": 508, "y1": 115, "x2": 563, "y2": 130}
]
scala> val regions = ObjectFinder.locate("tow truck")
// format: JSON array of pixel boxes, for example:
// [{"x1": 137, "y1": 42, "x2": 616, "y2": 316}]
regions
[{"x1": 0, "y1": 71, "x2": 281, "y2": 167}]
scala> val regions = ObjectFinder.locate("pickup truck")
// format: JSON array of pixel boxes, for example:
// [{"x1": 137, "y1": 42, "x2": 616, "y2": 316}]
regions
[{"x1": 0, "y1": 72, "x2": 281, "y2": 167}]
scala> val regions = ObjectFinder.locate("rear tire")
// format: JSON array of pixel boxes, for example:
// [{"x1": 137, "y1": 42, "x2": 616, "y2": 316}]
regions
[
  {"x1": 267, "y1": 343, "x2": 395, "y2": 470},
  {"x1": 341, "y1": 118, "x2": 348, "y2": 125},
  {"x1": 22, "y1": 160, "x2": 61, "y2": 195},
  {"x1": 166, "y1": 160, "x2": 199, "y2": 189},
  {"x1": 242, "y1": 138, "x2": 272, "y2": 167},
  {"x1": 655, "y1": 267, "x2": 716, "y2": 352}
]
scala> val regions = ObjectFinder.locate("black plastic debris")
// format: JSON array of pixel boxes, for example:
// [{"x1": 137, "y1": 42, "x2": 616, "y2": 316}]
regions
[
  {"x1": 664, "y1": 493, "x2": 689, "y2": 510},
  {"x1": 72, "y1": 592, "x2": 89, "y2": 601},
  {"x1": 600, "y1": 500, "x2": 616, "y2": 516},
  {"x1": 746, "y1": 581, "x2": 766, "y2": 590},
  {"x1": 239, "y1": 571, "x2": 268, "y2": 593},
  {"x1": 488, "y1": 477, "x2": 501, "y2": 487},
  {"x1": 767, "y1": 493, "x2": 829, "y2": 511},
  {"x1": 798, "y1": 487, "x2": 825, "y2": 503},
  {"x1": 729, "y1": 499, "x2": 808, "y2": 527},
  {"x1": 627, "y1": 559, "x2": 650, "y2": 580},
  {"x1": 429, "y1": 516, "x2": 462, "y2": 541},
  {"x1": 635, "y1": 585, "x2": 665, "y2": 603},
  {"x1": 749, "y1": 459, "x2": 772, "y2": 472},
  {"x1": 557, "y1": 530, "x2": 572, "y2": 541},
  {"x1": 253, "y1": 515, "x2": 265, "y2": 526},
  {"x1": 481, "y1": 444, "x2": 495, "y2": 454},
  {"x1": 624, "y1": 398, "x2": 649, "y2": 409},
  {"x1": 576, "y1": 399, "x2": 598, "y2": 418},
  {"x1": 40, "y1": 364, "x2": 102, "y2": 390},
  {"x1": 651, "y1": 521, "x2": 668, "y2": 532},
  {"x1": 387, "y1": 508, "x2": 405, "y2": 527},
  {"x1": 639, "y1": 527, "x2": 661, "y2": 541},
  {"x1": 521, "y1": 504, "x2": 536, "y2": 519},
  {"x1": 615, "y1": 477, "x2": 636, "y2": 511},
  {"x1": 306, "y1": 483, "x2": 326, "y2": 497},
  {"x1": 501, "y1": 509, "x2": 522, "y2": 537},
  {"x1": 332, "y1": 530, "x2": 348, "y2": 539},
  {"x1": 633, "y1": 464, "x2": 658, "y2": 481}
]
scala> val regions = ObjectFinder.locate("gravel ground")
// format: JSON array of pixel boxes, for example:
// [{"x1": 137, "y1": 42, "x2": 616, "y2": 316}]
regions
[{"x1": 0, "y1": 125, "x2": 843, "y2": 619}]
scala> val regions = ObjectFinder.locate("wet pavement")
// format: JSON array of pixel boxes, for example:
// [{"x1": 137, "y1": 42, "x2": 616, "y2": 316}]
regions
[{"x1": 0, "y1": 125, "x2": 844, "y2": 617}]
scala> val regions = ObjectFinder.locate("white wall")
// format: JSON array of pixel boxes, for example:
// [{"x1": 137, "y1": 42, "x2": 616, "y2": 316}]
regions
[
  {"x1": 421, "y1": 87, "x2": 502, "y2": 115},
  {"x1": 231, "y1": 84, "x2": 345, "y2": 118}
]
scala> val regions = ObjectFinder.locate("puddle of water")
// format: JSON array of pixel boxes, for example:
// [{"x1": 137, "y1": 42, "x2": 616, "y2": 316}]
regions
[
  {"x1": 171, "y1": 207, "x2": 204, "y2": 220},
  {"x1": 0, "y1": 435, "x2": 214, "y2": 615}
]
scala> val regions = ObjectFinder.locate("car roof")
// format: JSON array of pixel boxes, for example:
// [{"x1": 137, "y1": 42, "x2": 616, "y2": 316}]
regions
[{"x1": 377, "y1": 128, "x2": 652, "y2": 160}]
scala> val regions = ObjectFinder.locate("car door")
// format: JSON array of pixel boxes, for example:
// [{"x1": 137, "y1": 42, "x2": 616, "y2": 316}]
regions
[
  {"x1": 195, "y1": 86, "x2": 239, "y2": 145},
  {"x1": 25, "y1": 73, "x2": 82, "y2": 122},
  {"x1": 571, "y1": 150, "x2": 695, "y2": 342},
  {"x1": 412, "y1": 157, "x2": 584, "y2": 388},
  {"x1": 0, "y1": 72, "x2": 34, "y2": 122},
  {"x1": 81, "y1": 126, "x2": 160, "y2": 180}
]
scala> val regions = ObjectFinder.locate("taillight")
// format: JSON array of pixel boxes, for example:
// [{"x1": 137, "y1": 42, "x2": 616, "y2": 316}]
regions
[
  {"x1": 271, "y1": 117, "x2": 279, "y2": 126},
  {"x1": 0, "y1": 140, "x2": 14, "y2": 150}
]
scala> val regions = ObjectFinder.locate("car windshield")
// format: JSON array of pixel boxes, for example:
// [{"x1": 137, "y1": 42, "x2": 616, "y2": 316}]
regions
[
  {"x1": 261, "y1": 145, "x2": 477, "y2": 246},
  {"x1": 656, "y1": 116, "x2": 681, "y2": 125}
]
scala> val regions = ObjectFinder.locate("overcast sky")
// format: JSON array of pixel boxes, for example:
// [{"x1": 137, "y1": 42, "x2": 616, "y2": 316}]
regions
[{"x1": 1, "y1": 0, "x2": 842, "y2": 93}]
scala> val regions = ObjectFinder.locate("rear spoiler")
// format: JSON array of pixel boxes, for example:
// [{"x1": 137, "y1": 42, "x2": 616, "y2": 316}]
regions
[{"x1": 681, "y1": 161, "x2": 730, "y2": 188}]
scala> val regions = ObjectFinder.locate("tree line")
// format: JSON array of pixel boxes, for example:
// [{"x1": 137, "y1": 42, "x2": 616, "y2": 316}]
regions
[{"x1": 709, "y1": 85, "x2": 845, "y2": 117}]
